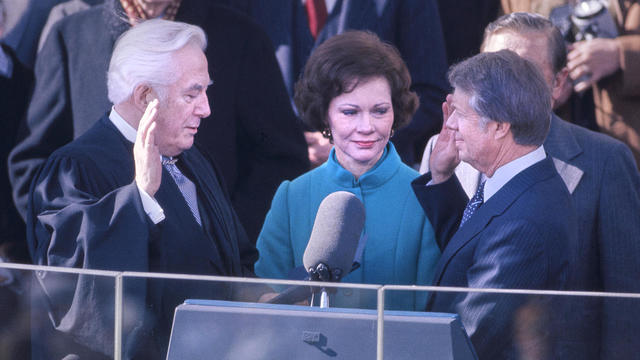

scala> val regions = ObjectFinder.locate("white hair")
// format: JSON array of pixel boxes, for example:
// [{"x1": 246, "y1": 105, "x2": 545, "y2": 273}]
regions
[{"x1": 107, "y1": 19, "x2": 207, "y2": 104}]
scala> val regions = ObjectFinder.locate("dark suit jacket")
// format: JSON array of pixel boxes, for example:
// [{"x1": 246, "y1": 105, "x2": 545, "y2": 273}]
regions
[
  {"x1": 436, "y1": 0, "x2": 500, "y2": 65},
  {"x1": 27, "y1": 115, "x2": 260, "y2": 360},
  {"x1": 421, "y1": 114, "x2": 640, "y2": 358},
  {"x1": 412, "y1": 156, "x2": 575, "y2": 359},
  {"x1": 245, "y1": 0, "x2": 449, "y2": 165},
  {"x1": 0, "y1": 43, "x2": 33, "y2": 360},
  {"x1": 0, "y1": 43, "x2": 31, "y2": 263},
  {"x1": 1, "y1": 0, "x2": 66, "y2": 69},
  {"x1": 9, "y1": 0, "x2": 309, "y2": 244},
  {"x1": 544, "y1": 115, "x2": 640, "y2": 359}
]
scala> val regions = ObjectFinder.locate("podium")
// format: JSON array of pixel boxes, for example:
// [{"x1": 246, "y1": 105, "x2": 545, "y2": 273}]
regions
[{"x1": 167, "y1": 300, "x2": 477, "y2": 359}]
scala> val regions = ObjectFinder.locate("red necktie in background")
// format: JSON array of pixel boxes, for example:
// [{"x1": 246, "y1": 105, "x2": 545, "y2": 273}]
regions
[{"x1": 305, "y1": 0, "x2": 328, "y2": 40}]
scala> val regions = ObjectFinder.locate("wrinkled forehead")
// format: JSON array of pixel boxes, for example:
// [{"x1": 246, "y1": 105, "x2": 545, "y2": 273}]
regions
[
  {"x1": 169, "y1": 45, "x2": 211, "y2": 80},
  {"x1": 451, "y1": 88, "x2": 473, "y2": 109},
  {"x1": 484, "y1": 31, "x2": 553, "y2": 74}
]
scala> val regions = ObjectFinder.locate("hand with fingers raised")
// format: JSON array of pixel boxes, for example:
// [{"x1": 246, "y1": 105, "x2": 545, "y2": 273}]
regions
[
  {"x1": 134, "y1": 99, "x2": 162, "y2": 197},
  {"x1": 429, "y1": 94, "x2": 460, "y2": 184}
]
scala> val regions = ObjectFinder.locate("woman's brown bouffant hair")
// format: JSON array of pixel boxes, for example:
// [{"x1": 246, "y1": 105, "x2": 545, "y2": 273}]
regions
[{"x1": 294, "y1": 31, "x2": 419, "y2": 133}]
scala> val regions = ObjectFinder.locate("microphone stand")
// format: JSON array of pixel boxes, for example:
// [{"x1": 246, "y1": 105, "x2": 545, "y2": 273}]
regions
[{"x1": 307, "y1": 263, "x2": 342, "y2": 308}]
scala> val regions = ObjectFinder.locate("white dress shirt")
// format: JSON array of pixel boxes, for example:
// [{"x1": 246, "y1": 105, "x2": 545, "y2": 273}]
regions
[
  {"x1": 426, "y1": 145, "x2": 547, "y2": 204},
  {"x1": 483, "y1": 145, "x2": 547, "y2": 201}
]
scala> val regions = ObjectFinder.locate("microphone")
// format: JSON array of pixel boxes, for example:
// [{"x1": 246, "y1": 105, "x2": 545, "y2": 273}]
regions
[
  {"x1": 267, "y1": 191, "x2": 365, "y2": 305},
  {"x1": 303, "y1": 191, "x2": 365, "y2": 281}
]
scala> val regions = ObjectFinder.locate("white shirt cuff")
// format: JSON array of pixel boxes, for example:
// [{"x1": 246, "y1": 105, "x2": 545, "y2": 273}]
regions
[{"x1": 137, "y1": 184, "x2": 165, "y2": 224}]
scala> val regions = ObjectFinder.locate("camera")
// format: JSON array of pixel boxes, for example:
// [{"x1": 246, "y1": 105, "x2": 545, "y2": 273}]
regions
[
  {"x1": 549, "y1": 0, "x2": 619, "y2": 88},
  {"x1": 549, "y1": 0, "x2": 619, "y2": 43}
]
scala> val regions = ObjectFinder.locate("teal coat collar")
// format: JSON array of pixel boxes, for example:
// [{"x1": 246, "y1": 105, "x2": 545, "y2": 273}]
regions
[{"x1": 325, "y1": 143, "x2": 401, "y2": 190}]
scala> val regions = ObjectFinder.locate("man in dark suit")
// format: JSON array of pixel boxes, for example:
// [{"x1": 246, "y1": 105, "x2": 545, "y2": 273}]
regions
[
  {"x1": 244, "y1": 0, "x2": 449, "y2": 166},
  {"x1": 27, "y1": 20, "x2": 262, "y2": 360},
  {"x1": 421, "y1": 13, "x2": 640, "y2": 359},
  {"x1": 0, "y1": 3, "x2": 33, "y2": 356},
  {"x1": 412, "y1": 50, "x2": 575, "y2": 359},
  {"x1": 9, "y1": 0, "x2": 309, "y2": 244},
  {"x1": 436, "y1": 0, "x2": 500, "y2": 65},
  {"x1": 0, "y1": 23, "x2": 31, "y2": 268}
]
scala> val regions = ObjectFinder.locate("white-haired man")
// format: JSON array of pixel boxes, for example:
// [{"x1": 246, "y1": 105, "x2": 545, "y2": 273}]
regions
[
  {"x1": 10, "y1": 0, "x2": 309, "y2": 245},
  {"x1": 27, "y1": 19, "x2": 260, "y2": 360}
]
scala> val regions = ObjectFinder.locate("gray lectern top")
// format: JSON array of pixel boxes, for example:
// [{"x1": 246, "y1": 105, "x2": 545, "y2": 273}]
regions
[{"x1": 167, "y1": 300, "x2": 477, "y2": 359}]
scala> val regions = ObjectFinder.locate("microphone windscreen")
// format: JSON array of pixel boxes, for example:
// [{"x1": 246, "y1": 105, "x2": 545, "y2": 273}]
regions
[{"x1": 302, "y1": 191, "x2": 365, "y2": 280}]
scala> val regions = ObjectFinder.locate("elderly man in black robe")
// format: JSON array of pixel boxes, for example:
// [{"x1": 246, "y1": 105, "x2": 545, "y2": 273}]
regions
[{"x1": 27, "y1": 19, "x2": 260, "y2": 360}]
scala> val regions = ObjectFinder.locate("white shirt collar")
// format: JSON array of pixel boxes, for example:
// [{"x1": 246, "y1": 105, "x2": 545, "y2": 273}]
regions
[
  {"x1": 301, "y1": 0, "x2": 337, "y2": 14},
  {"x1": 108, "y1": 107, "x2": 138, "y2": 143},
  {"x1": 483, "y1": 145, "x2": 547, "y2": 201}
]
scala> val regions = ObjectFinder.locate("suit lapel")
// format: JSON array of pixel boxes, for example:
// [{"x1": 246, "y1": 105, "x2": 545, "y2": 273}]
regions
[
  {"x1": 181, "y1": 149, "x2": 240, "y2": 275},
  {"x1": 545, "y1": 115, "x2": 585, "y2": 194},
  {"x1": 430, "y1": 207, "x2": 494, "y2": 286},
  {"x1": 342, "y1": 0, "x2": 388, "y2": 24},
  {"x1": 156, "y1": 165, "x2": 226, "y2": 275},
  {"x1": 552, "y1": 158, "x2": 583, "y2": 194},
  {"x1": 315, "y1": 0, "x2": 343, "y2": 44},
  {"x1": 431, "y1": 158, "x2": 557, "y2": 286},
  {"x1": 317, "y1": 0, "x2": 385, "y2": 43}
]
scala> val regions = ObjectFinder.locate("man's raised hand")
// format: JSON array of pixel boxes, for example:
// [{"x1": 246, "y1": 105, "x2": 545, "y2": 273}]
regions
[
  {"x1": 134, "y1": 99, "x2": 162, "y2": 197},
  {"x1": 429, "y1": 94, "x2": 460, "y2": 184}
]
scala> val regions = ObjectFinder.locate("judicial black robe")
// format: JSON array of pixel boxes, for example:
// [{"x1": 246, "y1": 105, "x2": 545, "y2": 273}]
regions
[
  {"x1": 0, "y1": 42, "x2": 33, "y2": 360},
  {"x1": 27, "y1": 115, "x2": 259, "y2": 359},
  {"x1": 10, "y1": 0, "x2": 309, "y2": 246},
  {"x1": 0, "y1": 43, "x2": 31, "y2": 263}
]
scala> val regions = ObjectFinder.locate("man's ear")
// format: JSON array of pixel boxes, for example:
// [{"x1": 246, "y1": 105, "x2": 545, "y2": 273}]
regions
[
  {"x1": 132, "y1": 84, "x2": 154, "y2": 112},
  {"x1": 493, "y1": 121, "x2": 511, "y2": 140},
  {"x1": 551, "y1": 67, "x2": 571, "y2": 109}
]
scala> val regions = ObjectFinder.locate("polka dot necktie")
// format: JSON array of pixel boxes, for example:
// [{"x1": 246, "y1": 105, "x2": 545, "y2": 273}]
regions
[{"x1": 459, "y1": 181, "x2": 486, "y2": 228}]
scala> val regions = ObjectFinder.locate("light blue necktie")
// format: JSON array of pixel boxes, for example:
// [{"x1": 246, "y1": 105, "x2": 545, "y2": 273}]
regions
[
  {"x1": 162, "y1": 156, "x2": 202, "y2": 226},
  {"x1": 459, "y1": 181, "x2": 485, "y2": 228}
]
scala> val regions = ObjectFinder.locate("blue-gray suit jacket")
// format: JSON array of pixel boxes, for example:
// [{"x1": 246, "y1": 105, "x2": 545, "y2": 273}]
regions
[
  {"x1": 244, "y1": 0, "x2": 449, "y2": 165},
  {"x1": 421, "y1": 115, "x2": 640, "y2": 358},
  {"x1": 412, "y1": 156, "x2": 575, "y2": 359}
]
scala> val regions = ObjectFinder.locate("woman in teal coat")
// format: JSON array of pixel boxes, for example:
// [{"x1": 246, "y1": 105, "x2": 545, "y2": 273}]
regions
[{"x1": 255, "y1": 31, "x2": 440, "y2": 310}]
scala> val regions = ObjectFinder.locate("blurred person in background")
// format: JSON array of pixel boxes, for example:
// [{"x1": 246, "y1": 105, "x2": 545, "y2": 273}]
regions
[
  {"x1": 0, "y1": 0, "x2": 33, "y2": 358},
  {"x1": 0, "y1": 0, "x2": 65, "y2": 69},
  {"x1": 502, "y1": 0, "x2": 640, "y2": 165}
]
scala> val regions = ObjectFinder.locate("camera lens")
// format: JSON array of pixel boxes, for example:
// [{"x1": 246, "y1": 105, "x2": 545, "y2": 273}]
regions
[{"x1": 573, "y1": 0, "x2": 604, "y2": 19}]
